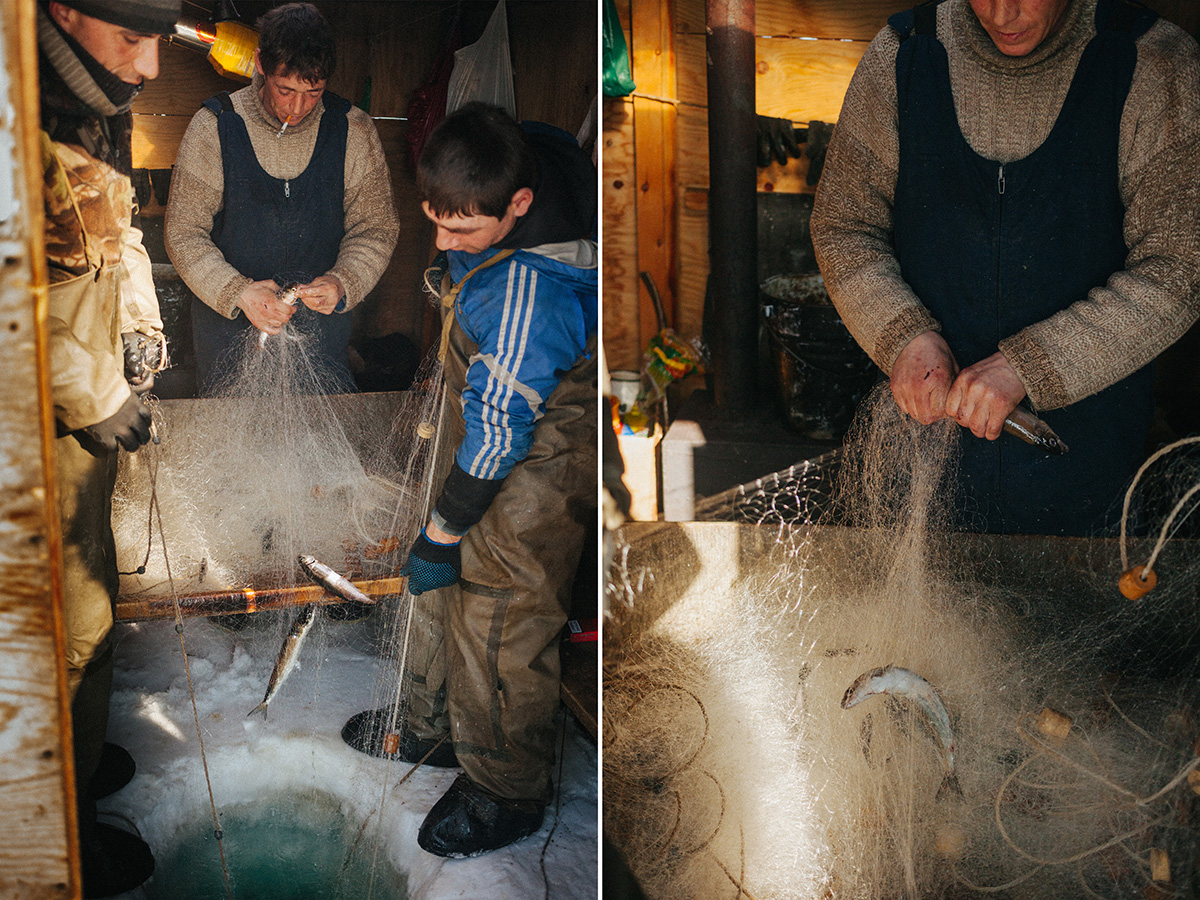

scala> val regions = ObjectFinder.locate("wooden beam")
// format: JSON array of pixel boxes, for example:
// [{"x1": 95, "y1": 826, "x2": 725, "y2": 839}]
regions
[
  {"x1": 115, "y1": 578, "x2": 406, "y2": 622},
  {"x1": 0, "y1": 0, "x2": 78, "y2": 896}
]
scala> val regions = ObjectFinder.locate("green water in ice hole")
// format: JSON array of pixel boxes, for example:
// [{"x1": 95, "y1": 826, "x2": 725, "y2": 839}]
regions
[{"x1": 146, "y1": 790, "x2": 408, "y2": 900}]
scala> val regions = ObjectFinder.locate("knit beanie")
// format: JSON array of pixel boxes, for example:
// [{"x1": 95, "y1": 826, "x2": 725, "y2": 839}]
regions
[{"x1": 55, "y1": 0, "x2": 179, "y2": 35}]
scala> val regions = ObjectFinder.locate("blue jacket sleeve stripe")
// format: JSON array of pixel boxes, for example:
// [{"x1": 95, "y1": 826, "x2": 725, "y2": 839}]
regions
[{"x1": 467, "y1": 260, "x2": 541, "y2": 479}]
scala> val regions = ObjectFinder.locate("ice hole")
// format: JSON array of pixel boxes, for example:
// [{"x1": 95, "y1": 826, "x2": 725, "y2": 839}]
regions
[{"x1": 146, "y1": 790, "x2": 409, "y2": 900}]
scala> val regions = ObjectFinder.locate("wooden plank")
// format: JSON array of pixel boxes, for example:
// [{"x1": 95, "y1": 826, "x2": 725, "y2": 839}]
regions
[
  {"x1": 755, "y1": 36, "x2": 866, "y2": 122},
  {"x1": 510, "y1": 1, "x2": 598, "y2": 133},
  {"x1": 115, "y1": 578, "x2": 406, "y2": 622},
  {"x1": 0, "y1": 0, "x2": 76, "y2": 895},
  {"x1": 602, "y1": 96, "x2": 642, "y2": 372},
  {"x1": 632, "y1": 0, "x2": 678, "y2": 339},
  {"x1": 758, "y1": 0, "x2": 906, "y2": 40}
]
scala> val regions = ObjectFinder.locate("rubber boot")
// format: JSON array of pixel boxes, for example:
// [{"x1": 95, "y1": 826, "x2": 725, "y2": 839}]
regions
[
  {"x1": 417, "y1": 774, "x2": 545, "y2": 858},
  {"x1": 341, "y1": 708, "x2": 458, "y2": 766}
]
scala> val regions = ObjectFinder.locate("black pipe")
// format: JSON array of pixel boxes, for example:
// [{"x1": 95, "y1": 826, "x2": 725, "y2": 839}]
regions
[{"x1": 705, "y1": 0, "x2": 758, "y2": 413}]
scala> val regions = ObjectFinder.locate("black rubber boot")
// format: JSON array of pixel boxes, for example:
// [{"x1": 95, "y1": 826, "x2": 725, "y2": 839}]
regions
[
  {"x1": 88, "y1": 743, "x2": 136, "y2": 801},
  {"x1": 340, "y1": 708, "x2": 458, "y2": 766},
  {"x1": 80, "y1": 820, "x2": 154, "y2": 898},
  {"x1": 417, "y1": 774, "x2": 545, "y2": 858}
]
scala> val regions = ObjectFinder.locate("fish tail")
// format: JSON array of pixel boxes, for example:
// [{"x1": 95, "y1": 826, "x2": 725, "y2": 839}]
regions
[
  {"x1": 936, "y1": 771, "x2": 963, "y2": 800},
  {"x1": 247, "y1": 701, "x2": 269, "y2": 718}
]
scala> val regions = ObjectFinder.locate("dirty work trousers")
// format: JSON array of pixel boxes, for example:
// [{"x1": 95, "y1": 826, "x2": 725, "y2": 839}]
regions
[
  {"x1": 405, "y1": 324, "x2": 597, "y2": 803},
  {"x1": 55, "y1": 431, "x2": 120, "y2": 819}
]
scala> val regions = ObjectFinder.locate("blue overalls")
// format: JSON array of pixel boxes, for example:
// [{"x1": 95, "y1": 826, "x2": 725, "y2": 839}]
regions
[
  {"x1": 890, "y1": 0, "x2": 1157, "y2": 535},
  {"x1": 191, "y1": 91, "x2": 356, "y2": 395}
]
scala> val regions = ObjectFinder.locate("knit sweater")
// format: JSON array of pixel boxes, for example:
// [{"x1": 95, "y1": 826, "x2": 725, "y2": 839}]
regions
[
  {"x1": 810, "y1": 0, "x2": 1200, "y2": 411},
  {"x1": 164, "y1": 72, "x2": 399, "y2": 319}
]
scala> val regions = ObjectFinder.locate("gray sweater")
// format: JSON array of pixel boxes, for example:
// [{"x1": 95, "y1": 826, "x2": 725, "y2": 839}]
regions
[
  {"x1": 810, "y1": 0, "x2": 1200, "y2": 411},
  {"x1": 165, "y1": 72, "x2": 400, "y2": 319}
]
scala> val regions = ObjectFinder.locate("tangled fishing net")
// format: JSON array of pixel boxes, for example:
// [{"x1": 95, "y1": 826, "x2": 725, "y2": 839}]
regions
[
  {"x1": 110, "y1": 322, "x2": 451, "y2": 896},
  {"x1": 605, "y1": 385, "x2": 1200, "y2": 900}
]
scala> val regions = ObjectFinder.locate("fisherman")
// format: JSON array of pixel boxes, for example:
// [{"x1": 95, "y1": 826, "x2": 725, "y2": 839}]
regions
[
  {"x1": 810, "y1": 0, "x2": 1200, "y2": 535},
  {"x1": 341, "y1": 102, "x2": 597, "y2": 857},
  {"x1": 38, "y1": 0, "x2": 178, "y2": 894},
  {"x1": 165, "y1": 1, "x2": 399, "y2": 395}
]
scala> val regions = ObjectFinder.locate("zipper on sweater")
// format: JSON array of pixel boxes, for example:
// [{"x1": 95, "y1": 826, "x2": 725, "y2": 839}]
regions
[
  {"x1": 997, "y1": 164, "x2": 1006, "y2": 195},
  {"x1": 285, "y1": 179, "x2": 290, "y2": 199}
]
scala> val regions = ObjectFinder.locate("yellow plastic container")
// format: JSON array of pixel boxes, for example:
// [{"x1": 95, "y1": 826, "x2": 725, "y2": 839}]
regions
[{"x1": 206, "y1": 21, "x2": 258, "y2": 82}]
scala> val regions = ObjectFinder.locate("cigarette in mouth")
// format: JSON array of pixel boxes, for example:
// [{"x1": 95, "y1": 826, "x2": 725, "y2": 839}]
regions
[{"x1": 277, "y1": 115, "x2": 291, "y2": 138}]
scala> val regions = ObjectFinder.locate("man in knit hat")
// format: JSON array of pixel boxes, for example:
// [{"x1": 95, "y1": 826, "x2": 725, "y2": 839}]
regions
[
  {"x1": 164, "y1": 1, "x2": 399, "y2": 396},
  {"x1": 38, "y1": 0, "x2": 177, "y2": 895},
  {"x1": 811, "y1": 0, "x2": 1200, "y2": 536}
]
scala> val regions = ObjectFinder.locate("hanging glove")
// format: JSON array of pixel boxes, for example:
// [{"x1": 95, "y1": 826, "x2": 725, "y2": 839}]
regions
[
  {"x1": 81, "y1": 392, "x2": 153, "y2": 453},
  {"x1": 122, "y1": 331, "x2": 166, "y2": 393},
  {"x1": 805, "y1": 120, "x2": 835, "y2": 186},
  {"x1": 756, "y1": 115, "x2": 802, "y2": 167},
  {"x1": 401, "y1": 527, "x2": 462, "y2": 596}
]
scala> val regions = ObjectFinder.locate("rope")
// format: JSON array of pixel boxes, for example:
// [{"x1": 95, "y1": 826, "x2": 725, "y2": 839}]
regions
[{"x1": 1118, "y1": 434, "x2": 1200, "y2": 573}]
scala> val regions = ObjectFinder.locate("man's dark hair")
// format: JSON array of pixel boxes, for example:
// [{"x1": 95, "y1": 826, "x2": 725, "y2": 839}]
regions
[
  {"x1": 257, "y1": 2, "x2": 335, "y2": 84},
  {"x1": 418, "y1": 102, "x2": 538, "y2": 220}
]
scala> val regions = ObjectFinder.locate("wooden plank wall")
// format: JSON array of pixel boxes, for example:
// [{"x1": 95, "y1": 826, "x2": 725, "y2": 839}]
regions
[
  {"x1": 602, "y1": 0, "x2": 1200, "y2": 374},
  {"x1": 134, "y1": 0, "x2": 596, "y2": 356},
  {"x1": 0, "y1": 0, "x2": 77, "y2": 895}
]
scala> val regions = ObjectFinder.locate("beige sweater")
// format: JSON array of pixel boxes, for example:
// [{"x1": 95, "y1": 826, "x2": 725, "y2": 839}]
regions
[
  {"x1": 810, "y1": 0, "x2": 1200, "y2": 411},
  {"x1": 164, "y1": 72, "x2": 400, "y2": 319}
]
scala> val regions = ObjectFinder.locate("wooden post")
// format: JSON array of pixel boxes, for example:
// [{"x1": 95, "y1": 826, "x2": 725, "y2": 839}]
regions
[{"x1": 0, "y1": 0, "x2": 79, "y2": 896}]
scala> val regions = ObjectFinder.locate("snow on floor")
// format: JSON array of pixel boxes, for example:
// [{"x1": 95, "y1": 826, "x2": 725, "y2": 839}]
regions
[{"x1": 101, "y1": 610, "x2": 598, "y2": 900}]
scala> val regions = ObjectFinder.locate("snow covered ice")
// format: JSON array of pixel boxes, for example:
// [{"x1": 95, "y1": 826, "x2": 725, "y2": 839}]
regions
[{"x1": 100, "y1": 612, "x2": 598, "y2": 899}]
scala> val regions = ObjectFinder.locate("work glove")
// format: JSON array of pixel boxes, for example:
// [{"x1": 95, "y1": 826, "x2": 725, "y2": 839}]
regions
[
  {"x1": 401, "y1": 527, "x2": 462, "y2": 596},
  {"x1": 805, "y1": 120, "x2": 835, "y2": 186},
  {"x1": 756, "y1": 115, "x2": 802, "y2": 167},
  {"x1": 122, "y1": 332, "x2": 166, "y2": 393},
  {"x1": 81, "y1": 392, "x2": 153, "y2": 453}
]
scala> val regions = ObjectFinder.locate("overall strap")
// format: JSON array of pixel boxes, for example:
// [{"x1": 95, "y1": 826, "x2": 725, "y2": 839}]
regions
[
  {"x1": 202, "y1": 91, "x2": 235, "y2": 117},
  {"x1": 438, "y1": 249, "x2": 517, "y2": 362}
]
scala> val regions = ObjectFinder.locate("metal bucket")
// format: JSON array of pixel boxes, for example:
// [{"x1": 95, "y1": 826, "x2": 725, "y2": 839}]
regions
[{"x1": 761, "y1": 274, "x2": 877, "y2": 440}]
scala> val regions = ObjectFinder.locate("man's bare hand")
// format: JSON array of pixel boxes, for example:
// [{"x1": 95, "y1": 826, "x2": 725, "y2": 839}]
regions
[
  {"x1": 239, "y1": 280, "x2": 297, "y2": 333},
  {"x1": 295, "y1": 274, "x2": 345, "y2": 315},
  {"x1": 890, "y1": 331, "x2": 959, "y2": 424},
  {"x1": 945, "y1": 351, "x2": 1026, "y2": 440}
]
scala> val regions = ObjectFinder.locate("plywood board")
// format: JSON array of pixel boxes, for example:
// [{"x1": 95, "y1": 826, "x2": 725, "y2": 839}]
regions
[
  {"x1": 1, "y1": 0, "x2": 76, "y2": 894},
  {"x1": 603, "y1": 97, "x2": 642, "y2": 372}
]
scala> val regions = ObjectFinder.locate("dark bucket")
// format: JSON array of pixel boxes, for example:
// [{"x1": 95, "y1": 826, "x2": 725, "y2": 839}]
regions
[{"x1": 761, "y1": 273, "x2": 877, "y2": 440}]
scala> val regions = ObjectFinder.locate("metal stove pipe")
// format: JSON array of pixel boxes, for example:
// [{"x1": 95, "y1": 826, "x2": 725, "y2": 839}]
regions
[{"x1": 705, "y1": 0, "x2": 758, "y2": 412}]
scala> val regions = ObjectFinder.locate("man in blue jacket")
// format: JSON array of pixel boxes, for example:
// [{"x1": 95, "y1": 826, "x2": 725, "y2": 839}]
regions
[{"x1": 343, "y1": 102, "x2": 597, "y2": 857}]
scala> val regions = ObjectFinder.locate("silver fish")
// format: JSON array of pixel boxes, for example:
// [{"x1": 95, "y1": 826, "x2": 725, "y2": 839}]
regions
[
  {"x1": 842, "y1": 664, "x2": 962, "y2": 798},
  {"x1": 248, "y1": 604, "x2": 317, "y2": 718},
  {"x1": 1003, "y1": 407, "x2": 1069, "y2": 455},
  {"x1": 257, "y1": 284, "x2": 301, "y2": 347},
  {"x1": 298, "y1": 554, "x2": 375, "y2": 606}
]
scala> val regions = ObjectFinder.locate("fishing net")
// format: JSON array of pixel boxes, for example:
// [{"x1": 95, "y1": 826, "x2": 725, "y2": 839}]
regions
[
  {"x1": 605, "y1": 385, "x2": 1200, "y2": 900},
  {"x1": 109, "y1": 323, "x2": 451, "y2": 898}
]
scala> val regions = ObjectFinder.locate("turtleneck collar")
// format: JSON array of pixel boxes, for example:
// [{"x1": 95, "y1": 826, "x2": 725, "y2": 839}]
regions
[
  {"x1": 954, "y1": 0, "x2": 1091, "y2": 74},
  {"x1": 37, "y1": 4, "x2": 141, "y2": 116}
]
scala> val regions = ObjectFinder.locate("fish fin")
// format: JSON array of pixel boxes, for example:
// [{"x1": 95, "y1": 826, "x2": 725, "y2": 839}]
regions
[
  {"x1": 247, "y1": 701, "x2": 268, "y2": 718},
  {"x1": 936, "y1": 772, "x2": 963, "y2": 800}
]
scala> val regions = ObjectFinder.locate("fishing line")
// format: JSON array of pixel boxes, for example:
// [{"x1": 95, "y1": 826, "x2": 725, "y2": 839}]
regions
[{"x1": 137, "y1": 415, "x2": 236, "y2": 900}]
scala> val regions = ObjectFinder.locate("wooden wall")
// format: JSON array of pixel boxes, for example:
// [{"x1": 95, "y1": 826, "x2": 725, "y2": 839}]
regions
[
  {"x1": 602, "y1": 0, "x2": 1200, "y2": 373},
  {"x1": 134, "y1": 0, "x2": 596, "y2": 358}
]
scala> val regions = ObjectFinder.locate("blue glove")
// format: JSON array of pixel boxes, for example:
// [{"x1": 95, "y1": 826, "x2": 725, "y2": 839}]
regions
[{"x1": 401, "y1": 528, "x2": 462, "y2": 596}]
